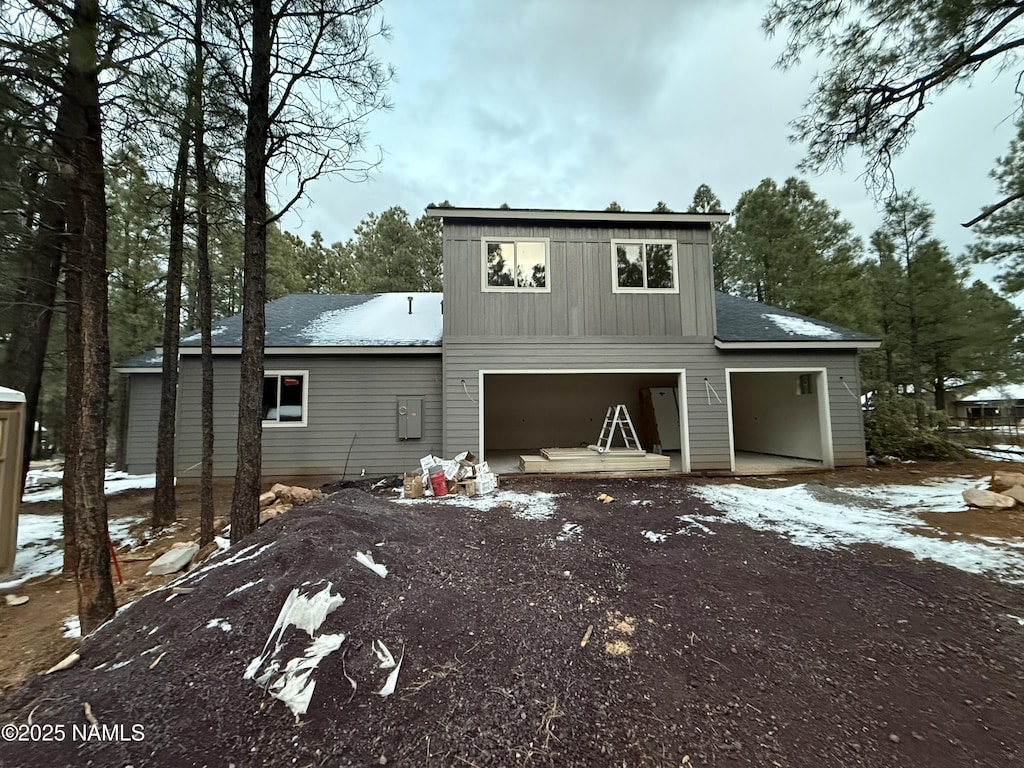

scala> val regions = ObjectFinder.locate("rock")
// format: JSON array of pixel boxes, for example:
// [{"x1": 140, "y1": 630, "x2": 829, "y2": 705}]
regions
[
  {"x1": 190, "y1": 540, "x2": 219, "y2": 568},
  {"x1": 259, "y1": 490, "x2": 277, "y2": 507},
  {"x1": 259, "y1": 502, "x2": 292, "y2": 526},
  {"x1": 4, "y1": 594, "x2": 29, "y2": 606},
  {"x1": 990, "y1": 470, "x2": 1024, "y2": 492},
  {"x1": 147, "y1": 543, "x2": 201, "y2": 576},
  {"x1": 269, "y1": 482, "x2": 291, "y2": 497},
  {"x1": 279, "y1": 485, "x2": 315, "y2": 505},
  {"x1": 1000, "y1": 485, "x2": 1024, "y2": 504},
  {"x1": 213, "y1": 516, "x2": 228, "y2": 533},
  {"x1": 962, "y1": 488, "x2": 1016, "y2": 510}
]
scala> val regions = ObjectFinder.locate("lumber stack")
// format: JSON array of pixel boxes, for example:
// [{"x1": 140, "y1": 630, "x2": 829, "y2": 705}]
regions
[{"x1": 520, "y1": 447, "x2": 670, "y2": 474}]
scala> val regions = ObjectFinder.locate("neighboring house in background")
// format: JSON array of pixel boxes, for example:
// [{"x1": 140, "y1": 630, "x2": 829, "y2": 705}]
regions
[
  {"x1": 949, "y1": 384, "x2": 1024, "y2": 427},
  {"x1": 116, "y1": 207, "x2": 880, "y2": 481}
]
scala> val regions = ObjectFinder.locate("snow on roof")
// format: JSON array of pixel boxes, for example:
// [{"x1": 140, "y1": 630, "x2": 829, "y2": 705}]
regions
[
  {"x1": 301, "y1": 293, "x2": 442, "y2": 346},
  {"x1": 959, "y1": 384, "x2": 1024, "y2": 402},
  {"x1": 763, "y1": 313, "x2": 842, "y2": 339},
  {"x1": 0, "y1": 386, "x2": 26, "y2": 403}
]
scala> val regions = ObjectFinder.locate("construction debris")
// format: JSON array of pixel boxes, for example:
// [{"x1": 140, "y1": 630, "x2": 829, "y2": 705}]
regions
[
  {"x1": 406, "y1": 453, "x2": 499, "y2": 499},
  {"x1": 147, "y1": 543, "x2": 201, "y2": 576},
  {"x1": 44, "y1": 651, "x2": 80, "y2": 675}
]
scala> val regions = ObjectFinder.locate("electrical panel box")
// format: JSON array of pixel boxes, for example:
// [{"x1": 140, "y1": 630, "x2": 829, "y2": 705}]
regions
[{"x1": 397, "y1": 397, "x2": 423, "y2": 439}]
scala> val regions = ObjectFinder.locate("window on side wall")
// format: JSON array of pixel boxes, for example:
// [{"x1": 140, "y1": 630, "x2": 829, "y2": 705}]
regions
[
  {"x1": 482, "y1": 239, "x2": 550, "y2": 291},
  {"x1": 611, "y1": 240, "x2": 678, "y2": 293},
  {"x1": 263, "y1": 371, "x2": 307, "y2": 426}
]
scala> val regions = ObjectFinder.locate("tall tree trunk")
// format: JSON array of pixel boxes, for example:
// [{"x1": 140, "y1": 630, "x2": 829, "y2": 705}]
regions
[
  {"x1": 62, "y1": 0, "x2": 114, "y2": 633},
  {"x1": 151, "y1": 129, "x2": 189, "y2": 527},
  {"x1": 1, "y1": 106, "x2": 72, "y2": 501},
  {"x1": 230, "y1": 0, "x2": 271, "y2": 542},
  {"x1": 193, "y1": 0, "x2": 215, "y2": 546}
]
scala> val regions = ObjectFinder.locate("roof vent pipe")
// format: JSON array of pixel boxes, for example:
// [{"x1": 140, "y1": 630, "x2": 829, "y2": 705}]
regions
[{"x1": 407, "y1": 296, "x2": 413, "y2": 314}]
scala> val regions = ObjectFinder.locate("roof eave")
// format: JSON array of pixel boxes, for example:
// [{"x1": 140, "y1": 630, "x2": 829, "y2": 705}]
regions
[
  {"x1": 179, "y1": 345, "x2": 442, "y2": 355},
  {"x1": 714, "y1": 339, "x2": 882, "y2": 350},
  {"x1": 425, "y1": 207, "x2": 730, "y2": 225}
]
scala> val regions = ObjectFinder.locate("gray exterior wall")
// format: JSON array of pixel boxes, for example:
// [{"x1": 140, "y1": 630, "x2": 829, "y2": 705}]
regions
[
  {"x1": 441, "y1": 221, "x2": 716, "y2": 338},
  {"x1": 442, "y1": 341, "x2": 866, "y2": 471},
  {"x1": 124, "y1": 373, "x2": 161, "y2": 475},
  {"x1": 175, "y1": 353, "x2": 443, "y2": 482},
  {"x1": 439, "y1": 216, "x2": 866, "y2": 470}
]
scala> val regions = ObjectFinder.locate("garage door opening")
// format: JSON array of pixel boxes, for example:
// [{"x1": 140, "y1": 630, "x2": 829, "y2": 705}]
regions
[
  {"x1": 482, "y1": 371, "x2": 688, "y2": 473},
  {"x1": 728, "y1": 370, "x2": 833, "y2": 473}
]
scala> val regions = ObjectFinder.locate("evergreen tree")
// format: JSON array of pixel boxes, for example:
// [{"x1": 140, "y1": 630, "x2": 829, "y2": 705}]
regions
[
  {"x1": 731, "y1": 177, "x2": 870, "y2": 329},
  {"x1": 347, "y1": 206, "x2": 442, "y2": 292},
  {"x1": 971, "y1": 115, "x2": 1024, "y2": 293},
  {"x1": 687, "y1": 183, "x2": 737, "y2": 293}
]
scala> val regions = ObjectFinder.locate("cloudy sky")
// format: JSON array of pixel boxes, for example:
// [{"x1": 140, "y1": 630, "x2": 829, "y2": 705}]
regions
[{"x1": 281, "y1": 0, "x2": 1020, "y2": 269}]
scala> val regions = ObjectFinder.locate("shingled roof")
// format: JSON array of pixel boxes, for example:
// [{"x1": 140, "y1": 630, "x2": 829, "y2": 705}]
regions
[
  {"x1": 714, "y1": 292, "x2": 879, "y2": 349},
  {"x1": 178, "y1": 293, "x2": 443, "y2": 352}
]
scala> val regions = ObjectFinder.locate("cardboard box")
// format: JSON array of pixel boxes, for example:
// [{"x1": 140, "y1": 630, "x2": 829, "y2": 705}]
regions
[{"x1": 403, "y1": 472, "x2": 424, "y2": 499}]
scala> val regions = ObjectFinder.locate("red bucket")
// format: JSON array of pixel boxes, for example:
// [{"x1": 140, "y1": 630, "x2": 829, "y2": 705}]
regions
[{"x1": 428, "y1": 465, "x2": 447, "y2": 497}]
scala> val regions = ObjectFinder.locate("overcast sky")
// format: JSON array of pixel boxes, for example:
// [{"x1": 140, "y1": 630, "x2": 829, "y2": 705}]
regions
[{"x1": 281, "y1": 0, "x2": 1020, "y2": 275}]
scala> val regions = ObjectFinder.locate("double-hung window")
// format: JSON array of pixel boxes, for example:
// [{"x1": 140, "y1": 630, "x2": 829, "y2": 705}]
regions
[
  {"x1": 482, "y1": 238, "x2": 549, "y2": 291},
  {"x1": 611, "y1": 240, "x2": 678, "y2": 293},
  {"x1": 263, "y1": 371, "x2": 307, "y2": 426}
]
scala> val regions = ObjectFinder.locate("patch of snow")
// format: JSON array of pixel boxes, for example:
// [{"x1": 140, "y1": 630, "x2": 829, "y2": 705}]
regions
[
  {"x1": 641, "y1": 530, "x2": 668, "y2": 543},
  {"x1": 834, "y1": 476, "x2": 981, "y2": 512},
  {"x1": 676, "y1": 515, "x2": 717, "y2": 536},
  {"x1": 960, "y1": 384, "x2": 1024, "y2": 402},
  {"x1": 107, "y1": 660, "x2": 132, "y2": 671},
  {"x1": 630, "y1": 499, "x2": 654, "y2": 507},
  {"x1": 690, "y1": 481, "x2": 1024, "y2": 585},
  {"x1": 0, "y1": 514, "x2": 142, "y2": 589},
  {"x1": 180, "y1": 325, "x2": 228, "y2": 344},
  {"x1": 353, "y1": 551, "x2": 388, "y2": 578},
  {"x1": 556, "y1": 522, "x2": 582, "y2": 542},
  {"x1": 1009, "y1": 614, "x2": 1024, "y2": 626},
  {"x1": 968, "y1": 446, "x2": 1024, "y2": 463},
  {"x1": 227, "y1": 578, "x2": 264, "y2": 596},
  {"x1": 176, "y1": 541, "x2": 276, "y2": 586},
  {"x1": 206, "y1": 617, "x2": 233, "y2": 632},
  {"x1": 393, "y1": 489, "x2": 562, "y2": 520},
  {"x1": 63, "y1": 615, "x2": 81, "y2": 639},
  {"x1": 22, "y1": 469, "x2": 156, "y2": 504},
  {"x1": 301, "y1": 293, "x2": 442, "y2": 346},
  {"x1": 762, "y1": 313, "x2": 841, "y2": 339}
]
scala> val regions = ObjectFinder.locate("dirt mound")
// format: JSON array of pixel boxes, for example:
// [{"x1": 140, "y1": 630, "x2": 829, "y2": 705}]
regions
[{"x1": 2, "y1": 477, "x2": 1024, "y2": 767}]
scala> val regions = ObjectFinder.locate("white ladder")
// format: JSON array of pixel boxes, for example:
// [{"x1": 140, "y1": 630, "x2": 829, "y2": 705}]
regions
[{"x1": 590, "y1": 404, "x2": 642, "y2": 453}]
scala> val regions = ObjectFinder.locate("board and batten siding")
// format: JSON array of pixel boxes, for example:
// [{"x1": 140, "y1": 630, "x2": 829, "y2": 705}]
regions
[
  {"x1": 123, "y1": 373, "x2": 162, "y2": 475},
  {"x1": 442, "y1": 339, "x2": 866, "y2": 470},
  {"x1": 442, "y1": 222, "x2": 716, "y2": 339},
  {"x1": 175, "y1": 353, "x2": 443, "y2": 481}
]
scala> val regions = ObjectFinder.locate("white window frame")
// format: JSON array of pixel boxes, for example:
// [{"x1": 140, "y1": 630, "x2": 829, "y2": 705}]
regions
[
  {"x1": 480, "y1": 237, "x2": 551, "y2": 293},
  {"x1": 610, "y1": 239, "x2": 679, "y2": 293},
  {"x1": 262, "y1": 370, "x2": 309, "y2": 428}
]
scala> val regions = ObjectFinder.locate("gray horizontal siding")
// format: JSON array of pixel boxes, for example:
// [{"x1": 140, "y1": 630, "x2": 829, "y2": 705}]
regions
[
  {"x1": 175, "y1": 354, "x2": 443, "y2": 481},
  {"x1": 124, "y1": 374, "x2": 161, "y2": 475},
  {"x1": 442, "y1": 339, "x2": 866, "y2": 470},
  {"x1": 443, "y1": 222, "x2": 715, "y2": 339}
]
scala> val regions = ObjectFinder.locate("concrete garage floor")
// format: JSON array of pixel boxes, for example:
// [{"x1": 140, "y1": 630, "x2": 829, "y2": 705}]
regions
[{"x1": 485, "y1": 449, "x2": 822, "y2": 476}]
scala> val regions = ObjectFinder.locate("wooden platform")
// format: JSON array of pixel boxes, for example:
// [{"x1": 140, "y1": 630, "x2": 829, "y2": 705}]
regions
[
  {"x1": 540, "y1": 447, "x2": 646, "y2": 460},
  {"x1": 521, "y1": 448, "x2": 670, "y2": 473}
]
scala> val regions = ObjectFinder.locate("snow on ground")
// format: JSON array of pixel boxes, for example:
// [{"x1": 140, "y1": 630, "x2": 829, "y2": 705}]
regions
[
  {"x1": 967, "y1": 445, "x2": 1024, "y2": 463},
  {"x1": 393, "y1": 489, "x2": 563, "y2": 520},
  {"x1": 689, "y1": 479, "x2": 1024, "y2": 585},
  {"x1": 0, "y1": 514, "x2": 143, "y2": 589},
  {"x1": 22, "y1": 469, "x2": 156, "y2": 504}
]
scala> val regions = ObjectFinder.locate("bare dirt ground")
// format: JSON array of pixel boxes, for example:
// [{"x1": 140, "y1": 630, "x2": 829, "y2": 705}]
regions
[{"x1": 1, "y1": 461, "x2": 1023, "y2": 767}]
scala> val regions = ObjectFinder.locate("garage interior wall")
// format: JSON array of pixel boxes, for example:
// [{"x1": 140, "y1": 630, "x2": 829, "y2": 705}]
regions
[
  {"x1": 730, "y1": 371, "x2": 824, "y2": 461},
  {"x1": 484, "y1": 372, "x2": 679, "y2": 451}
]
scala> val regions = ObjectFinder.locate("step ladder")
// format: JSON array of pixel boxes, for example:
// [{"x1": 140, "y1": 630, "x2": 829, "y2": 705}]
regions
[{"x1": 590, "y1": 404, "x2": 643, "y2": 453}]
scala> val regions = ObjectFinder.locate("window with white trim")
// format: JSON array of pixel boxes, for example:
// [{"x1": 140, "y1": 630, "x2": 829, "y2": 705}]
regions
[
  {"x1": 262, "y1": 371, "x2": 307, "y2": 426},
  {"x1": 611, "y1": 240, "x2": 678, "y2": 292},
  {"x1": 482, "y1": 239, "x2": 549, "y2": 290}
]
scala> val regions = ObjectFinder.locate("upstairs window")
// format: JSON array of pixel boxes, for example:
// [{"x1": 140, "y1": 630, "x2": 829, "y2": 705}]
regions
[
  {"x1": 482, "y1": 239, "x2": 549, "y2": 291},
  {"x1": 611, "y1": 240, "x2": 678, "y2": 292},
  {"x1": 263, "y1": 372, "x2": 307, "y2": 426}
]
